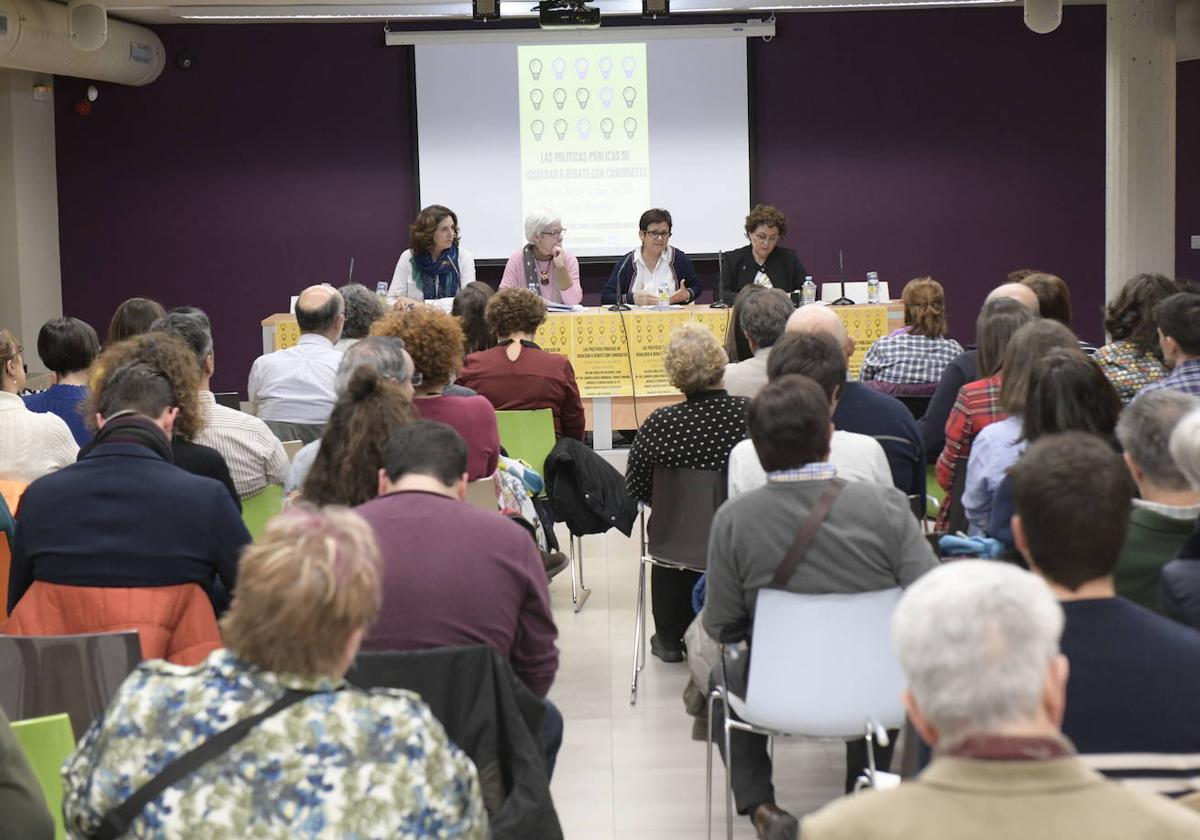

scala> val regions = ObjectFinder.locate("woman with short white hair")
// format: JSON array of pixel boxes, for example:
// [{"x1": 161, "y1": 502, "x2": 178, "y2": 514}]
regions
[{"x1": 499, "y1": 208, "x2": 583, "y2": 305}]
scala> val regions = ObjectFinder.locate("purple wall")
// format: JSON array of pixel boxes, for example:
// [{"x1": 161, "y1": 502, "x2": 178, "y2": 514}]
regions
[
  {"x1": 1179, "y1": 60, "x2": 1200, "y2": 285},
  {"x1": 57, "y1": 8, "x2": 1116, "y2": 393}
]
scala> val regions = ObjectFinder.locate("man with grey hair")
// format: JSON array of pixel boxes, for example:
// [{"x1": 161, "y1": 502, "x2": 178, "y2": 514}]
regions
[
  {"x1": 800, "y1": 560, "x2": 1200, "y2": 839},
  {"x1": 724, "y1": 288, "x2": 794, "y2": 399},
  {"x1": 285, "y1": 336, "x2": 413, "y2": 495},
  {"x1": 1159, "y1": 407, "x2": 1200, "y2": 629},
  {"x1": 1114, "y1": 389, "x2": 1200, "y2": 610},
  {"x1": 335, "y1": 283, "x2": 385, "y2": 351},
  {"x1": 248, "y1": 283, "x2": 345, "y2": 443},
  {"x1": 153, "y1": 307, "x2": 290, "y2": 499}
]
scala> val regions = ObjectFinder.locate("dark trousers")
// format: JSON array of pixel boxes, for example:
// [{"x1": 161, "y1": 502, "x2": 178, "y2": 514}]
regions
[
  {"x1": 541, "y1": 697, "x2": 564, "y2": 780},
  {"x1": 651, "y1": 565, "x2": 701, "y2": 647},
  {"x1": 710, "y1": 649, "x2": 896, "y2": 814}
]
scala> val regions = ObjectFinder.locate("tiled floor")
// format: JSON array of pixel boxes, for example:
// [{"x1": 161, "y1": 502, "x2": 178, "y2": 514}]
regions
[{"x1": 543, "y1": 452, "x2": 846, "y2": 839}]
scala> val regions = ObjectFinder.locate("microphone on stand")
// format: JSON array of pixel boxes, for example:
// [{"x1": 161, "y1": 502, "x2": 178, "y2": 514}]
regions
[
  {"x1": 830, "y1": 248, "x2": 854, "y2": 306},
  {"x1": 347, "y1": 257, "x2": 355, "y2": 284},
  {"x1": 608, "y1": 255, "x2": 631, "y2": 311},
  {"x1": 710, "y1": 249, "x2": 730, "y2": 309}
]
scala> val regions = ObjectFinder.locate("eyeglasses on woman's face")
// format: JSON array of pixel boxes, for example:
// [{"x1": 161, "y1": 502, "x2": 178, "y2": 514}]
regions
[
  {"x1": 540, "y1": 227, "x2": 566, "y2": 239},
  {"x1": 643, "y1": 227, "x2": 671, "y2": 241}
]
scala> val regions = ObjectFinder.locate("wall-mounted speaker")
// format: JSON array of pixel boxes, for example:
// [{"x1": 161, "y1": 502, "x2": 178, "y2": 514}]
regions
[
  {"x1": 1024, "y1": 0, "x2": 1061, "y2": 34},
  {"x1": 67, "y1": 0, "x2": 107, "y2": 51}
]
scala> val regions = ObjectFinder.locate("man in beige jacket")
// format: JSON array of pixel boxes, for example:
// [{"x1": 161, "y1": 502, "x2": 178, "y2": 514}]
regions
[{"x1": 800, "y1": 560, "x2": 1200, "y2": 840}]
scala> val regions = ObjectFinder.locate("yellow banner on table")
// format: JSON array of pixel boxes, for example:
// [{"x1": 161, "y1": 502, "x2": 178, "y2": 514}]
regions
[
  {"x1": 570, "y1": 312, "x2": 635, "y2": 397},
  {"x1": 841, "y1": 306, "x2": 891, "y2": 379}
]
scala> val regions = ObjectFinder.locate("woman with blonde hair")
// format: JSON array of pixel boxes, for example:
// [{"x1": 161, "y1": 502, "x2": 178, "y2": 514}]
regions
[
  {"x1": 860, "y1": 276, "x2": 963, "y2": 389},
  {"x1": 64, "y1": 504, "x2": 486, "y2": 838},
  {"x1": 625, "y1": 322, "x2": 750, "y2": 661}
]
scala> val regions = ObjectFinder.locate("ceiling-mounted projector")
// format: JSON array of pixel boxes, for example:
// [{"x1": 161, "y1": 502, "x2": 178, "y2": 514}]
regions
[{"x1": 536, "y1": 0, "x2": 600, "y2": 29}]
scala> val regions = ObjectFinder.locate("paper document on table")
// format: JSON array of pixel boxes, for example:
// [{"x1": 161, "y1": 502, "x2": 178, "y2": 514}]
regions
[{"x1": 546, "y1": 302, "x2": 585, "y2": 312}]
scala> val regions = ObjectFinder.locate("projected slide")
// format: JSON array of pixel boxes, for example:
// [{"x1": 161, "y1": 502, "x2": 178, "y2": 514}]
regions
[{"x1": 518, "y1": 44, "x2": 650, "y2": 253}]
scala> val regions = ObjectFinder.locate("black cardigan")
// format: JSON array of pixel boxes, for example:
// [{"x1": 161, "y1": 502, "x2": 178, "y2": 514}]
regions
[{"x1": 718, "y1": 244, "x2": 808, "y2": 305}]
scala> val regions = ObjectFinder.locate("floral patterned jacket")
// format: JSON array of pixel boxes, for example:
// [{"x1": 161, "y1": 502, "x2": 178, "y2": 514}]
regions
[{"x1": 63, "y1": 649, "x2": 487, "y2": 839}]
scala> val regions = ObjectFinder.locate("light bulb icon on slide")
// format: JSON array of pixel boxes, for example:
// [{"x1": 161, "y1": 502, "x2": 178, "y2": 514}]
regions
[
  {"x1": 530, "y1": 89, "x2": 544, "y2": 111},
  {"x1": 600, "y1": 118, "x2": 614, "y2": 139},
  {"x1": 553, "y1": 88, "x2": 567, "y2": 110},
  {"x1": 531, "y1": 120, "x2": 544, "y2": 141},
  {"x1": 623, "y1": 87, "x2": 637, "y2": 108},
  {"x1": 575, "y1": 57, "x2": 589, "y2": 80},
  {"x1": 624, "y1": 117, "x2": 637, "y2": 139},
  {"x1": 599, "y1": 87, "x2": 613, "y2": 109},
  {"x1": 576, "y1": 88, "x2": 590, "y2": 109},
  {"x1": 552, "y1": 57, "x2": 567, "y2": 80},
  {"x1": 529, "y1": 59, "x2": 543, "y2": 81},
  {"x1": 622, "y1": 56, "x2": 637, "y2": 78},
  {"x1": 576, "y1": 118, "x2": 591, "y2": 140},
  {"x1": 553, "y1": 119, "x2": 568, "y2": 140},
  {"x1": 599, "y1": 56, "x2": 613, "y2": 79}
]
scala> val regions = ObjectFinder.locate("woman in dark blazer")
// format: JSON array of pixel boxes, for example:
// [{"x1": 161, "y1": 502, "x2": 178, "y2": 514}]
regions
[{"x1": 719, "y1": 204, "x2": 808, "y2": 306}]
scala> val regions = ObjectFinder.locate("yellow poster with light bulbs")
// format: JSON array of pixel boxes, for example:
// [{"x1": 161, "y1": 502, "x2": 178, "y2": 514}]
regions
[{"x1": 518, "y1": 44, "x2": 650, "y2": 253}]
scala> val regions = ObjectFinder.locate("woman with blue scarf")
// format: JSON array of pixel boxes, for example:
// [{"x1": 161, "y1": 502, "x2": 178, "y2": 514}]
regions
[{"x1": 388, "y1": 205, "x2": 476, "y2": 302}]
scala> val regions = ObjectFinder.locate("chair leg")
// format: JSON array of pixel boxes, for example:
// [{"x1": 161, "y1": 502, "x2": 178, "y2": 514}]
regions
[
  {"x1": 569, "y1": 534, "x2": 591, "y2": 613},
  {"x1": 630, "y1": 556, "x2": 647, "y2": 705},
  {"x1": 724, "y1": 706, "x2": 735, "y2": 840},
  {"x1": 706, "y1": 688, "x2": 718, "y2": 840}
]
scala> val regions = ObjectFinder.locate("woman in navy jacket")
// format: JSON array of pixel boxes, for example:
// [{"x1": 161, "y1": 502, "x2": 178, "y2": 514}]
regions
[{"x1": 601, "y1": 208, "x2": 701, "y2": 306}]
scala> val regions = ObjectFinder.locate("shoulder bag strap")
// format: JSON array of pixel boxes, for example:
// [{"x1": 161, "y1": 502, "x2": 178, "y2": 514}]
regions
[
  {"x1": 92, "y1": 688, "x2": 321, "y2": 840},
  {"x1": 769, "y1": 478, "x2": 846, "y2": 589}
]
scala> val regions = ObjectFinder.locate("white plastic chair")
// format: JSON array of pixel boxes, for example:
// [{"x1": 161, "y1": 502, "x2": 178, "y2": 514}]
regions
[{"x1": 706, "y1": 587, "x2": 907, "y2": 839}]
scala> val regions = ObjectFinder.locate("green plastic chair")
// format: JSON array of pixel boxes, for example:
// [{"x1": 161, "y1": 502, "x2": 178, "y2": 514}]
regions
[
  {"x1": 241, "y1": 484, "x2": 284, "y2": 541},
  {"x1": 11, "y1": 712, "x2": 75, "y2": 839},
  {"x1": 494, "y1": 409, "x2": 557, "y2": 489}
]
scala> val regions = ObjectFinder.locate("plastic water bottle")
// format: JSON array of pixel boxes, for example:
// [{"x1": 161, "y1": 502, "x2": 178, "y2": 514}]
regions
[
  {"x1": 801, "y1": 275, "x2": 816, "y2": 306},
  {"x1": 657, "y1": 278, "x2": 672, "y2": 310},
  {"x1": 375, "y1": 281, "x2": 388, "y2": 302},
  {"x1": 866, "y1": 271, "x2": 880, "y2": 305}
]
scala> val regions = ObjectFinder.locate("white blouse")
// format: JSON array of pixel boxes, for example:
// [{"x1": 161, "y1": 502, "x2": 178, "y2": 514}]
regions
[
  {"x1": 0, "y1": 391, "x2": 79, "y2": 483},
  {"x1": 388, "y1": 247, "x2": 477, "y2": 302}
]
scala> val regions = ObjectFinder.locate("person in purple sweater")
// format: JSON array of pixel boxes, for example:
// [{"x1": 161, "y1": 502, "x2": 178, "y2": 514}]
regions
[{"x1": 355, "y1": 420, "x2": 563, "y2": 775}]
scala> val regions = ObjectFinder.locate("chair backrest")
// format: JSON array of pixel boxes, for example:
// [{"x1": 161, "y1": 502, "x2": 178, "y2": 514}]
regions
[
  {"x1": 241, "y1": 483, "x2": 285, "y2": 540},
  {"x1": 280, "y1": 439, "x2": 304, "y2": 461},
  {"x1": 213, "y1": 391, "x2": 241, "y2": 410},
  {"x1": 11, "y1": 712, "x2": 75, "y2": 839},
  {"x1": 743, "y1": 588, "x2": 907, "y2": 737},
  {"x1": 0, "y1": 533, "x2": 11, "y2": 623},
  {"x1": 646, "y1": 467, "x2": 726, "y2": 570},
  {"x1": 495, "y1": 409, "x2": 557, "y2": 479},
  {"x1": 0, "y1": 631, "x2": 142, "y2": 740},
  {"x1": 465, "y1": 476, "x2": 500, "y2": 512},
  {"x1": 896, "y1": 394, "x2": 933, "y2": 421}
]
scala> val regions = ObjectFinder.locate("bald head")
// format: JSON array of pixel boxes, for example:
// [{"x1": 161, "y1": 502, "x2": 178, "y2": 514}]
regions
[
  {"x1": 296, "y1": 284, "x2": 345, "y2": 340},
  {"x1": 986, "y1": 283, "x2": 1040, "y2": 314},
  {"x1": 785, "y1": 304, "x2": 853, "y2": 360}
]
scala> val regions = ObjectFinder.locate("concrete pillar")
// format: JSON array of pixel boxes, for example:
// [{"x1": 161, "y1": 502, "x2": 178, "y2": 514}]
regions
[
  {"x1": 0, "y1": 69, "x2": 62, "y2": 374},
  {"x1": 1105, "y1": 0, "x2": 1176, "y2": 308}
]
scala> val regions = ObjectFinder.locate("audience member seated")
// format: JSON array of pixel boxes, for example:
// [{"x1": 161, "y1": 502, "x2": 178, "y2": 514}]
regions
[
  {"x1": 786, "y1": 305, "x2": 925, "y2": 500},
  {"x1": 334, "y1": 282, "x2": 385, "y2": 351},
  {"x1": 62, "y1": 505, "x2": 486, "y2": 838},
  {"x1": 301, "y1": 366, "x2": 417, "y2": 507},
  {"x1": 106, "y1": 296, "x2": 165, "y2": 345},
  {"x1": 154, "y1": 307, "x2": 291, "y2": 499},
  {"x1": 627, "y1": 323, "x2": 749, "y2": 663},
  {"x1": 963, "y1": 342, "x2": 1107, "y2": 535},
  {"x1": 919, "y1": 291, "x2": 1037, "y2": 459},
  {"x1": 600, "y1": 208, "x2": 701, "y2": 306},
  {"x1": 799, "y1": 560, "x2": 1200, "y2": 839},
  {"x1": 248, "y1": 283, "x2": 345, "y2": 444},
  {"x1": 8, "y1": 353, "x2": 248, "y2": 615},
  {"x1": 1020, "y1": 271, "x2": 1097, "y2": 354},
  {"x1": 936, "y1": 319, "x2": 1076, "y2": 532},
  {"x1": 452, "y1": 281, "x2": 497, "y2": 355},
  {"x1": 1159, "y1": 408, "x2": 1200, "y2": 629},
  {"x1": 0, "y1": 328, "x2": 78, "y2": 482},
  {"x1": 860, "y1": 276, "x2": 963, "y2": 391},
  {"x1": 1138, "y1": 292, "x2": 1200, "y2": 398},
  {"x1": 500, "y1": 208, "x2": 583, "y2": 305},
  {"x1": 718, "y1": 204, "x2": 807, "y2": 306},
  {"x1": 22, "y1": 317, "x2": 99, "y2": 445},
  {"x1": 0, "y1": 707, "x2": 54, "y2": 840},
  {"x1": 1094, "y1": 273, "x2": 1180, "y2": 402},
  {"x1": 389, "y1": 204, "x2": 476, "y2": 302},
  {"x1": 85, "y1": 331, "x2": 241, "y2": 507},
  {"x1": 724, "y1": 288, "x2": 794, "y2": 399},
  {"x1": 1112, "y1": 391, "x2": 1200, "y2": 610},
  {"x1": 459, "y1": 288, "x2": 585, "y2": 440},
  {"x1": 370, "y1": 307, "x2": 499, "y2": 479},
  {"x1": 726, "y1": 283, "x2": 765, "y2": 363},
  {"x1": 706, "y1": 375, "x2": 937, "y2": 838},
  {"x1": 286, "y1": 337, "x2": 414, "y2": 496},
  {"x1": 1011, "y1": 433, "x2": 1200, "y2": 796},
  {"x1": 356, "y1": 421, "x2": 562, "y2": 775},
  {"x1": 728, "y1": 332, "x2": 891, "y2": 495}
]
